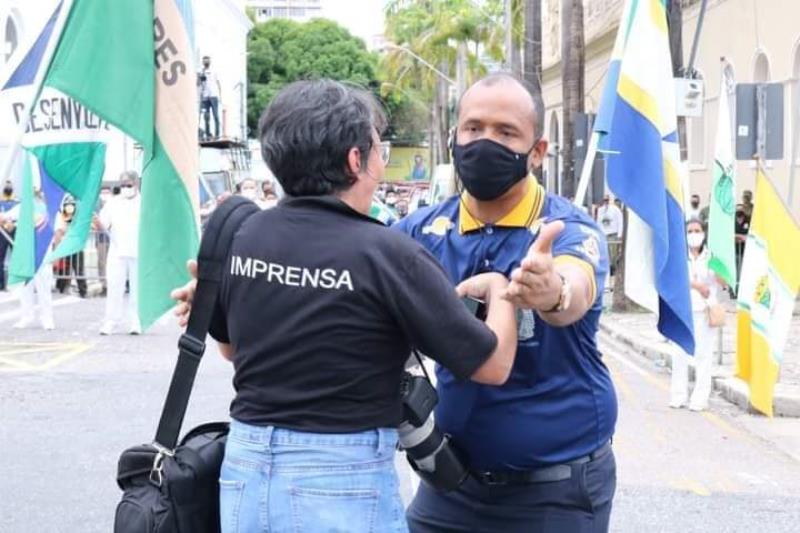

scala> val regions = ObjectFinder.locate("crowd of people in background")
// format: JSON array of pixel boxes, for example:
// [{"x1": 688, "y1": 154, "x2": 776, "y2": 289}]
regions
[{"x1": 0, "y1": 160, "x2": 758, "y2": 356}]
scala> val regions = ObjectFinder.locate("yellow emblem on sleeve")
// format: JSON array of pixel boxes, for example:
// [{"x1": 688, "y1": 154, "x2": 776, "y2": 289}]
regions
[{"x1": 422, "y1": 216, "x2": 454, "y2": 236}]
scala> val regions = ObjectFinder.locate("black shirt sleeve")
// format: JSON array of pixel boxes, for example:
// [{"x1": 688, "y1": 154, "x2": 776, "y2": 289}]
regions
[
  {"x1": 208, "y1": 298, "x2": 230, "y2": 344},
  {"x1": 388, "y1": 248, "x2": 497, "y2": 380}
]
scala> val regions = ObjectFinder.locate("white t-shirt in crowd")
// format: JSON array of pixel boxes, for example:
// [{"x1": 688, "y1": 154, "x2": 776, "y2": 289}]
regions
[
  {"x1": 99, "y1": 195, "x2": 141, "y2": 258},
  {"x1": 597, "y1": 203, "x2": 623, "y2": 238},
  {"x1": 689, "y1": 248, "x2": 718, "y2": 312},
  {"x1": 200, "y1": 68, "x2": 220, "y2": 99},
  {"x1": 686, "y1": 206, "x2": 701, "y2": 221}
]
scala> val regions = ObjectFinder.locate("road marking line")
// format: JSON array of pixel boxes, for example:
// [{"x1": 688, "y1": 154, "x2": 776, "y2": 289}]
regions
[
  {"x1": 0, "y1": 341, "x2": 92, "y2": 372},
  {"x1": 37, "y1": 343, "x2": 92, "y2": 370},
  {"x1": 671, "y1": 477, "x2": 712, "y2": 496},
  {"x1": 0, "y1": 355, "x2": 35, "y2": 370},
  {"x1": 0, "y1": 345, "x2": 71, "y2": 357}
]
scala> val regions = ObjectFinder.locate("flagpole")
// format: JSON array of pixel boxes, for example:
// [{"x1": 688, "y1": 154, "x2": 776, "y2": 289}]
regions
[
  {"x1": 0, "y1": 0, "x2": 74, "y2": 188},
  {"x1": 574, "y1": 131, "x2": 600, "y2": 206}
]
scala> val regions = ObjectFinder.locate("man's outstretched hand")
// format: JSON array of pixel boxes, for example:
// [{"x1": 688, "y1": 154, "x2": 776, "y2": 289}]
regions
[
  {"x1": 502, "y1": 220, "x2": 564, "y2": 311},
  {"x1": 170, "y1": 260, "x2": 198, "y2": 328}
]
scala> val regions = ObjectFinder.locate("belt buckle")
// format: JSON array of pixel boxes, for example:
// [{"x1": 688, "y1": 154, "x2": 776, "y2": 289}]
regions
[{"x1": 477, "y1": 471, "x2": 505, "y2": 486}]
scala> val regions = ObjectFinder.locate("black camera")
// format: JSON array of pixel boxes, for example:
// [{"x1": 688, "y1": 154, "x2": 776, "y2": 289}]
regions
[{"x1": 397, "y1": 372, "x2": 468, "y2": 491}]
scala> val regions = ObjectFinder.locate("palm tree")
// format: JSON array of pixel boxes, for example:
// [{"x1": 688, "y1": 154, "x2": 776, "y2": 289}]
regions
[
  {"x1": 382, "y1": 0, "x2": 506, "y2": 165},
  {"x1": 560, "y1": 0, "x2": 585, "y2": 199}
]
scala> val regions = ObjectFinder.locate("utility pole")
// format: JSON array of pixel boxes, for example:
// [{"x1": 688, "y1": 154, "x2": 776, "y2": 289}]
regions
[
  {"x1": 505, "y1": 0, "x2": 521, "y2": 76},
  {"x1": 561, "y1": 0, "x2": 585, "y2": 199},
  {"x1": 668, "y1": 0, "x2": 688, "y2": 162},
  {"x1": 524, "y1": 0, "x2": 542, "y2": 180}
]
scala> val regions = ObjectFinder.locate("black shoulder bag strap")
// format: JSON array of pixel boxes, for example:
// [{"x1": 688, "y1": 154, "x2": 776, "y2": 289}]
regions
[{"x1": 153, "y1": 196, "x2": 260, "y2": 450}]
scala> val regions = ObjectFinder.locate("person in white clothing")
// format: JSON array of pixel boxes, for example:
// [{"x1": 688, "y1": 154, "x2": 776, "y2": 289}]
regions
[
  {"x1": 1, "y1": 190, "x2": 55, "y2": 330},
  {"x1": 686, "y1": 193, "x2": 702, "y2": 221},
  {"x1": 596, "y1": 195, "x2": 623, "y2": 238},
  {"x1": 96, "y1": 172, "x2": 141, "y2": 335},
  {"x1": 198, "y1": 55, "x2": 222, "y2": 139},
  {"x1": 15, "y1": 264, "x2": 55, "y2": 330},
  {"x1": 670, "y1": 218, "x2": 721, "y2": 411}
]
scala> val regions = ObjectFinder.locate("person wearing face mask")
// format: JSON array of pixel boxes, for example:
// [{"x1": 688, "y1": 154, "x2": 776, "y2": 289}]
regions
[
  {"x1": 53, "y1": 197, "x2": 88, "y2": 298},
  {"x1": 669, "y1": 218, "x2": 721, "y2": 411},
  {"x1": 169, "y1": 79, "x2": 519, "y2": 532},
  {"x1": 396, "y1": 73, "x2": 616, "y2": 532},
  {"x1": 95, "y1": 172, "x2": 142, "y2": 335},
  {"x1": 237, "y1": 178, "x2": 259, "y2": 202},
  {"x1": 596, "y1": 194, "x2": 623, "y2": 238},
  {"x1": 262, "y1": 191, "x2": 279, "y2": 209}
]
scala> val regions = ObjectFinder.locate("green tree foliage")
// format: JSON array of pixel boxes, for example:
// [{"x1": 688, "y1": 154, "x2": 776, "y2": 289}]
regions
[
  {"x1": 381, "y1": 0, "x2": 508, "y2": 158},
  {"x1": 246, "y1": 18, "x2": 377, "y2": 134}
]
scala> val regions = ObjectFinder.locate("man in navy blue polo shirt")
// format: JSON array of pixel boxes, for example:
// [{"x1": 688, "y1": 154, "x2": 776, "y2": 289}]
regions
[{"x1": 397, "y1": 73, "x2": 618, "y2": 532}]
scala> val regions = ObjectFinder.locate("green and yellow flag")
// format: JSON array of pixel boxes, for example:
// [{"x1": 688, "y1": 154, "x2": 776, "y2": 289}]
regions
[{"x1": 736, "y1": 171, "x2": 800, "y2": 416}]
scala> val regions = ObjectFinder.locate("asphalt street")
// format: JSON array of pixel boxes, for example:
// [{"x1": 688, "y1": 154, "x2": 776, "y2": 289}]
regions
[{"x1": 1, "y1": 292, "x2": 799, "y2": 532}]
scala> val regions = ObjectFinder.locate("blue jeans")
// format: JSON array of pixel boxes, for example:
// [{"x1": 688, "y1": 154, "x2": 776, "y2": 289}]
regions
[
  {"x1": 220, "y1": 419, "x2": 408, "y2": 533},
  {"x1": 202, "y1": 96, "x2": 219, "y2": 138}
]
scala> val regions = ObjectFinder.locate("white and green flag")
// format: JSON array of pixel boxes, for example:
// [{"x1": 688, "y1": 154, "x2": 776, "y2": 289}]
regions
[
  {"x1": 43, "y1": 0, "x2": 199, "y2": 328},
  {"x1": 0, "y1": 1, "x2": 113, "y2": 284},
  {"x1": 708, "y1": 69, "x2": 736, "y2": 289}
]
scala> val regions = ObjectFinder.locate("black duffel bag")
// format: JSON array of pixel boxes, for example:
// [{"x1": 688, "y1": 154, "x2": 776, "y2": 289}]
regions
[{"x1": 114, "y1": 197, "x2": 259, "y2": 533}]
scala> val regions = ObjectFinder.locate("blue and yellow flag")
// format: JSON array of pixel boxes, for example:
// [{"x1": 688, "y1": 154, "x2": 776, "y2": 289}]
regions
[
  {"x1": 594, "y1": 0, "x2": 694, "y2": 354},
  {"x1": 736, "y1": 171, "x2": 800, "y2": 417}
]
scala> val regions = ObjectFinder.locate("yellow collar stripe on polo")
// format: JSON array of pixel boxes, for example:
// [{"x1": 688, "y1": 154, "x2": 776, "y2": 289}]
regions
[{"x1": 458, "y1": 178, "x2": 545, "y2": 234}]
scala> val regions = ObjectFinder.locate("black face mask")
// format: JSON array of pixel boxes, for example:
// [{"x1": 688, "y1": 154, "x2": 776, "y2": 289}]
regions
[{"x1": 453, "y1": 138, "x2": 531, "y2": 201}]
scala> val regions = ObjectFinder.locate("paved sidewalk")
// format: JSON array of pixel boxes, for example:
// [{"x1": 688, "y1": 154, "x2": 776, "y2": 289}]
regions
[{"x1": 599, "y1": 295, "x2": 800, "y2": 417}]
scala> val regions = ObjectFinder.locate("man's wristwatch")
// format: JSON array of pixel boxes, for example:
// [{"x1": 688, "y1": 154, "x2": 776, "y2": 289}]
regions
[{"x1": 545, "y1": 273, "x2": 572, "y2": 313}]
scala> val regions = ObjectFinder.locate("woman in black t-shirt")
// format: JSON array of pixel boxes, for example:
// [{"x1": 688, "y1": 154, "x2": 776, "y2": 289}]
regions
[{"x1": 172, "y1": 80, "x2": 518, "y2": 533}]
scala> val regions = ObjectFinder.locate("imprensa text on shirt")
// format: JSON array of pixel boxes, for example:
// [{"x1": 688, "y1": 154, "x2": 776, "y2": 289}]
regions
[{"x1": 230, "y1": 255, "x2": 354, "y2": 291}]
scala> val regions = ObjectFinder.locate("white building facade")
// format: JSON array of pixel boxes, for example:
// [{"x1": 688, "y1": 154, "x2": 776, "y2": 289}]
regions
[
  {"x1": 248, "y1": 0, "x2": 324, "y2": 23},
  {"x1": 540, "y1": 0, "x2": 800, "y2": 216}
]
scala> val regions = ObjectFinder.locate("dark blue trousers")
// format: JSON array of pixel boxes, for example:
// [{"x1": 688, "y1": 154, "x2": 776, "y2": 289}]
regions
[{"x1": 407, "y1": 447, "x2": 616, "y2": 533}]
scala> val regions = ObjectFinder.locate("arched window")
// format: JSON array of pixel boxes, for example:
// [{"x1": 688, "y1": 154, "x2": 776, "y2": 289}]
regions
[
  {"x1": 689, "y1": 69, "x2": 707, "y2": 168},
  {"x1": 548, "y1": 111, "x2": 560, "y2": 194},
  {"x1": 792, "y1": 42, "x2": 800, "y2": 165},
  {"x1": 3, "y1": 14, "x2": 19, "y2": 64},
  {"x1": 753, "y1": 50, "x2": 770, "y2": 82}
]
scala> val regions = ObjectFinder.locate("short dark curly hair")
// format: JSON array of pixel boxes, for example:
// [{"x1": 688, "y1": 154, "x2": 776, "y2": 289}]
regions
[{"x1": 258, "y1": 79, "x2": 387, "y2": 197}]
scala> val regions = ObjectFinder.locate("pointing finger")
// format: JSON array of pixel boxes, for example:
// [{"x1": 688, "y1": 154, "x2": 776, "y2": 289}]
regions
[{"x1": 529, "y1": 220, "x2": 565, "y2": 257}]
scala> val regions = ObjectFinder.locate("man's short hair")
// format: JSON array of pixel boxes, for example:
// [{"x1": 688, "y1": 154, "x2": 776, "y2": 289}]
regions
[
  {"x1": 457, "y1": 72, "x2": 545, "y2": 138},
  {"x1": 258, "y1": 79, "x2": 387, "y2": 197}
]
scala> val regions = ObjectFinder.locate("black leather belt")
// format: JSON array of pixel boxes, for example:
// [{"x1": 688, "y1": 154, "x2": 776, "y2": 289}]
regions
[{"x1": 471, "y1": 441, "x2": 612, "y2": 486}]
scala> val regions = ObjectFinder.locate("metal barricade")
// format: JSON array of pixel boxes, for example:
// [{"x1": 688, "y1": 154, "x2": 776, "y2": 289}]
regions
[{"x1": 52, "y1": 230, "x2": 108, "y2": 296}]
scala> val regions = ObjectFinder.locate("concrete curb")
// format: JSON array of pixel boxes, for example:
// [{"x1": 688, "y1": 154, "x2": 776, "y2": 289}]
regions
[{"x1": 599, "y1": 318, "x2": 800, "y2": 418}]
